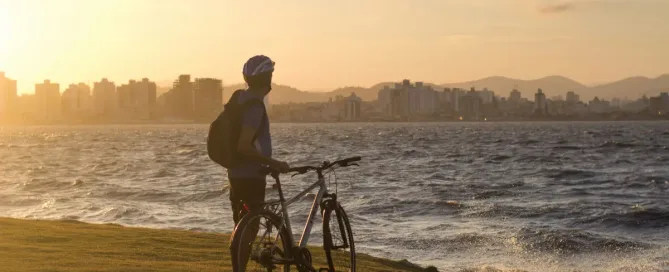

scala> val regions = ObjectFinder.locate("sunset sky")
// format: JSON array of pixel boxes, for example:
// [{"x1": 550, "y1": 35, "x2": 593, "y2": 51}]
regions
[{"x1": 1, "y1": 0, "x2": 668, "y2": 94}]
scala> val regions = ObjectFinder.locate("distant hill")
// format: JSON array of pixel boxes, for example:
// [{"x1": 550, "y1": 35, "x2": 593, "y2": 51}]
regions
[
  {"x1": 441, "y1": 76, "x2": 588, "y2": 100},
  {"x1": 224, "y1": 83, "x2": 329, "y2": 104},
  {"x1": 155, "y1": 75, "x2": 668, "y2": 104},
  {"x1": 583, "y1": 74, "x2": 669, "y2": 100}
]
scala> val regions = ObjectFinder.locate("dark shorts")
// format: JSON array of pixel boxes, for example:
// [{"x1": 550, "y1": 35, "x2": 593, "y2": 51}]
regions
[{"x1": 229, "y1": 178, "x2": 266, "y2": 226}]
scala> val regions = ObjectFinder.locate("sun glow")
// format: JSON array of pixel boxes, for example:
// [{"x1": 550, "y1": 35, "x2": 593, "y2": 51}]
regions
[{"x1": 0, "y1": 8, "x2": 8, "y2": 58}]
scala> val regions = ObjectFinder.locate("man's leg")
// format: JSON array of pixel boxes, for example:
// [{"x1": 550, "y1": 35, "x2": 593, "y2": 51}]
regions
[
  {"x1": 244, "y1": 179, "x2": 266, "y2": 212},
  {"x1": 229, "y1": 179, "x2": 243, "y2": 226},
  {"x1": 229, "y1": 179, "x2": 244, "y2": 272},
  {"x1": 234, "y1": 179, "x2": 267, "y2": 271}
]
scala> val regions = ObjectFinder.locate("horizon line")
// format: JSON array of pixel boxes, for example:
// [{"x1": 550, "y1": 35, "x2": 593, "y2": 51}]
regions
[{"x1": 7, "y1": 73, "x2": 669, "y2": 94}]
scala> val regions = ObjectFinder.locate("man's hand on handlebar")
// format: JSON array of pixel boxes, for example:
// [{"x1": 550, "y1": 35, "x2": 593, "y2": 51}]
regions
[
  {"x1": 260, "y1": 156, "x2": 362, "y2": 177},
  {"x1": 269, "y1": 159, "x2": 291, "y2": 173}
]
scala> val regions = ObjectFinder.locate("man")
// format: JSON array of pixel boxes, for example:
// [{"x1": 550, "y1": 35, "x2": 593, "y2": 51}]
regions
[{"x1": 228, "y1": 55, "x2": 290, "y2": 225}]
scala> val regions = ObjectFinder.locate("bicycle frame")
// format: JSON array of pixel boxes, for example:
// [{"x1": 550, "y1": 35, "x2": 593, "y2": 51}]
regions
[{"x1": 269, "y1": 171, "x2": 329, "y2": 250}]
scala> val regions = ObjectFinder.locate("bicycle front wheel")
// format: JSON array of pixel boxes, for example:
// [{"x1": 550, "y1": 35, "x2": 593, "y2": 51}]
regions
[
  {"x1": 322, "y1": 202, "x2": 356, "y2": 272},
  {"x1": 231, "y1": 211, "x2": 291, "y2": 272}
]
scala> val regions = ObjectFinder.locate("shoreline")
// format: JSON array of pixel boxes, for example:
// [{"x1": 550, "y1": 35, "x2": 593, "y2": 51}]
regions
[{"x1": 0, "y1": 217, "x2": 438, "y2": 272}]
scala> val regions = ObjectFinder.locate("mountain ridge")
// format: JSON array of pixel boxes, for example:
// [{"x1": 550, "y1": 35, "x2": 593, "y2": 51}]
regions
[{"x1": 157, "y1": 75, "x2": 669, "y2": 104}]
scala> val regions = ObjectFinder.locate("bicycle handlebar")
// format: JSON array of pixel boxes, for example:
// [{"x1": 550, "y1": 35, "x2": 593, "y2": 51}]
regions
[{"x1": 259, "y1": 156, "x2": 362, "y2": 176}]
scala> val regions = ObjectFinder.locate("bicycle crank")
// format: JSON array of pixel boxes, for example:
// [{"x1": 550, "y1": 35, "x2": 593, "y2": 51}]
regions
[{"x1": 294, "y1": 247, "x2": 316, "y2": 272}]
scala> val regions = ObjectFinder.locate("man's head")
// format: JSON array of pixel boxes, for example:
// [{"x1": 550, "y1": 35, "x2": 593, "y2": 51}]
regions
[{"x1": 243, "y1": 55, "x2": 274, "y2": 95}]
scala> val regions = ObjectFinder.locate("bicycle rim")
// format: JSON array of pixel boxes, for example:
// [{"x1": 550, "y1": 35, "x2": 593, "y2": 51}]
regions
[
  {"x1": 235, "y1": 212, "x2": 290, "y2": 272},
  {"x1": 323, "y1": 204, "x2": 356, "y2": 272}
]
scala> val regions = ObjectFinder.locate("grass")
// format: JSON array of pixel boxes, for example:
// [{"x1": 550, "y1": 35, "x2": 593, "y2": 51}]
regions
[{"x1": 0, "y1": 218, "x2": 432, "y2": 272}]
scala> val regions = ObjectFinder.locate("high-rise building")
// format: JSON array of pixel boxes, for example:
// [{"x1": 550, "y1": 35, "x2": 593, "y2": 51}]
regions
[
  {"x1": 389, "y1": 82, "x2": 409, "y2": 118},
  {"x1": 478, "y1": 88, "x2": 494, "y2": 104},
  {"x1": 379, "y1": 79, "x2": 440, "y2": 119},
  {"x1": 649, "y1": 97, "x2": 664, "y2": 115},
  {"x1": 588, "y1": 97, "x2": 612, "y2": 113},
  {"x1": 136, "y1": 78, "x2": 157, "y2": 119},
  {"x1": 509, "y1": 89, "x2": 521, "y2": 103},
  {"x1": 661, "y1": 92, "x2": 669, "y2": 109},
  {"x1": 450, "y1": 88, "x2": 466, "y2": 112},
  {"x1": 0, "y1": 72, "x2": 18, "y2": 120},
  {"x1": 62, "y1": 83, "x2": 93, "y2": 119},
  {"x1": 165, "y1": 75, "x2": 194, "y2": 118},
  {"x1": 415, "y1": 83, "x2": 439, "y2": 115},
  {"x1": 35, "y1": 80, "x2": 61, "y2": 121},
  {"x1": 534, "y1": 88, "x2": 547, "y2": 115},
  {"x1": 378, "y1": 85, "x2": 392, "y2": 114},
  {"x1": 344, "y1": 92, "x2": 362, "y2": 121},
  {"x1": 459, "y1": 89, "x2": 483, "y2": 120},
  {"x1": 117, "y1": 78, "x2": 157, "y2": 120},
  {"x1": 117, "y1": 81, "x2": 133, "y2": 110},
  {"x1": 193, "y1": 78, "x2": 223, "y2": 120},
  {"x1": 441, "y1": 88, "x2": 454, "y2": 113},
  {"x1": 647, "y1": 93, "x2": 668, "y2": 115},
  {"x1": 93, "y1": 78, "x2": 117, "y2": 118},
  {"x1": 566, "y1": 91, "x2": 580, "y2": 104}
]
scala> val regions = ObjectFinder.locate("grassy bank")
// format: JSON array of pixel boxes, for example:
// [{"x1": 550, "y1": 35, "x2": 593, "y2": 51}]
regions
[{"x1": 0, "y1": 218, "x2": 432, "y2": 272}]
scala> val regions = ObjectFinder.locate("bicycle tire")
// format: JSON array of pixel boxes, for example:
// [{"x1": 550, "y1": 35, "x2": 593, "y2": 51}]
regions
[
  {"x1": 322, "y1": 202, "x2": 356, "y2": 272},
  {"x1": 231, "y1": 210, "x2": 291, "y2": 272}
]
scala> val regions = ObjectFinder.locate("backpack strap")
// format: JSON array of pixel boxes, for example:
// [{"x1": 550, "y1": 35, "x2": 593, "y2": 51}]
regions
[
  {"x1": 224, "y1": 89, "x2": 245, "y2": 108},
  {"x1": 240, "y1": 98, "x2": 268, "y2": 145}
]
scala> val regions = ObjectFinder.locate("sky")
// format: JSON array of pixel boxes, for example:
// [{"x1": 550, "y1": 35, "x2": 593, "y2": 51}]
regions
[{"x1": 1, "y1": 0, "x2": 668, "y2": 94}]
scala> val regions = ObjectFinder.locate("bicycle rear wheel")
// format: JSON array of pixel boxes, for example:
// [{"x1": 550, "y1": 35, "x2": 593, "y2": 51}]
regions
[
  {"x1": 322, "y1": 202, "x2": 356, "y2": 272},
  {"x1": 231, "y1": 211, "x2": 291, "y2": 272}
]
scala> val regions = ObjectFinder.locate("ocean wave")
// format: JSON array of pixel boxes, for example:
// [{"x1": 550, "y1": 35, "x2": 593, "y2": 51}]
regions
[
  {"x1": 386, "y1": 233, "x2": 498, "y2": 252},
  {"x1": 98, "y1": 189, "x2": 179, "y2": 202},
  {"x1": 598, "y1": 141, "x2": 637, "y2": 148},
  {"x1": 490, "y1": 155, "x2": 512, "y2": 161},
  {"x1": 552, "y1": 145, "x2": 582, "y2": 151},
  {"x1": 546, "y1": 169, "x2": 598, "y2": 180},
  {"x1": 101, "y1": 206, "x2": 147, "y2": 220},
  {"x1": 0, "y1": 197, "x2": 45, "y2": 207},
  {"x1": 512, "y1": 227, "x2": 648, "y2": 254},
  {"x1": 178, "y1": 190, "x2": 224, "y2": 202},
  {"x1": 20, "y1": 178, "x2": 82, "y2": 192},
  {"x1": 578, "y1": 208, "x2": 669, "y2": 229},
  {"x1": 560, "y1": 178, "x2": 615, "y2": 187},
  {"x1": 512, "y1": 139, "x2": 540, "y2": 145},
  {"x1": 459, "y1": 203, "x2": 563, "y2": 219},
  {"x1": 472, "y1": 190, "x2": 514, "y2": 200}
]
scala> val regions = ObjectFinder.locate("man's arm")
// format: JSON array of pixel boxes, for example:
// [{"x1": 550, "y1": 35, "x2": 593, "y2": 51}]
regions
[{"x1": 237, "y1": 104, "x2": 289, "y2": 171}]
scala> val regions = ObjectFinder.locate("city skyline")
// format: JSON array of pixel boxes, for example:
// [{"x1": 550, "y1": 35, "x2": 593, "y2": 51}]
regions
[
  {"x1": 0, "y1": 73, "x2": 225, "y2": 124},
  {"x1": 0, "y1": 70, "x2": 669, "y2": 99},
  {"x1": 2, "y1": 70, "x2": 667, "y2": 124},
  {"x1": 2, "y1": 0, "x2": 669, "y2": 93}
]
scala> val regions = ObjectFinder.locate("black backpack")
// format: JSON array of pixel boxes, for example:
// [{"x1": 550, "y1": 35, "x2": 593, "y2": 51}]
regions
[{"x1": 207, "y1": 89, "x2": 266, "y2": 168}]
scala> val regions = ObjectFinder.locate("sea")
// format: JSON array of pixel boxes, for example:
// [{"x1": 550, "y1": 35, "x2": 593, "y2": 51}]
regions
[{"x1": 1, "y1": 122, "x2": 668, "y2": 272}]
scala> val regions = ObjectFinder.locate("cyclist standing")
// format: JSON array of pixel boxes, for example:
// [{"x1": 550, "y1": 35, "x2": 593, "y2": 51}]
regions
[{"x1": 228, "y1": 55, "x2": 290, "y2": 226}]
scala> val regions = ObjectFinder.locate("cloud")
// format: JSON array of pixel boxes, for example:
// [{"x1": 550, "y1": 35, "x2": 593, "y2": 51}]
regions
[
  {"x1": 536, "y1": 0, "x2": 623, "y2": 14},
  {"x1": 538, "y1": 3, "x2": 575, "y2": 14}
]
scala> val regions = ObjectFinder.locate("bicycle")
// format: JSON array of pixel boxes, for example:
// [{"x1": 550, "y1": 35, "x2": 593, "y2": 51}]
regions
[{"x1": 230, "y1": 156, "x2": 361, "y2": 272}]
